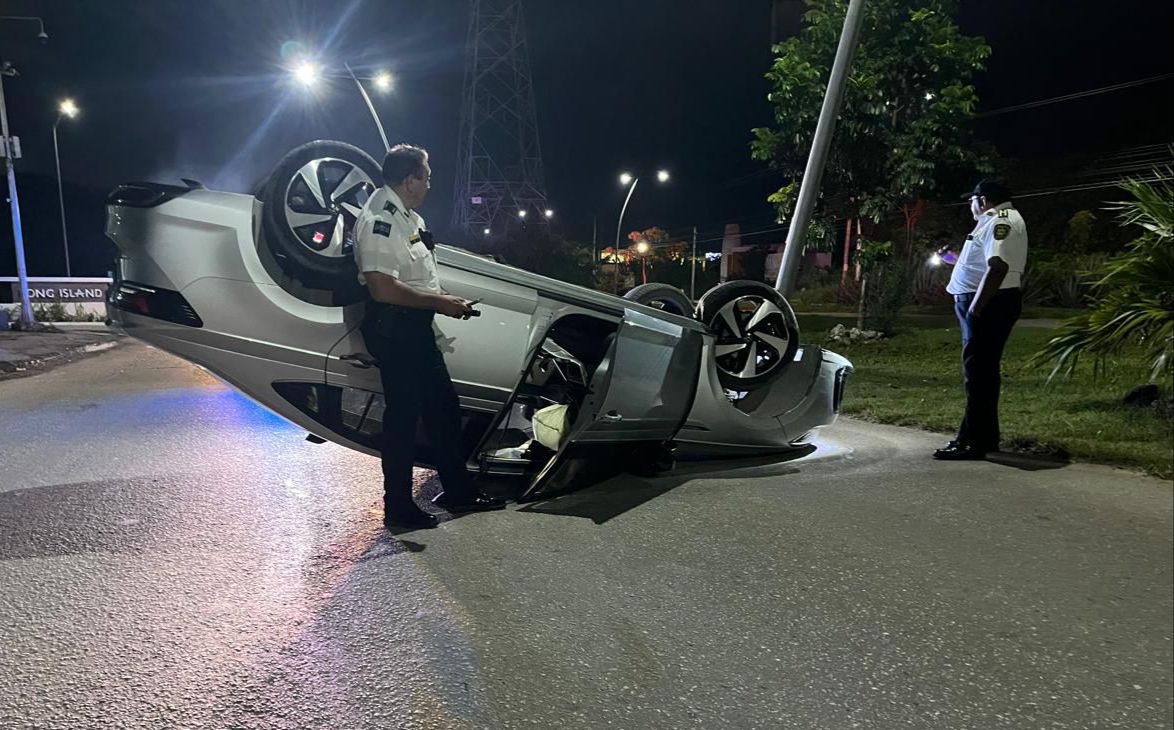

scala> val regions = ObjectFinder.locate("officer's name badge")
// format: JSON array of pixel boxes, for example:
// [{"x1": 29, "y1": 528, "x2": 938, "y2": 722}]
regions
[{"x1": 373, "y1": 221, "x2": 392, "y2": 237}]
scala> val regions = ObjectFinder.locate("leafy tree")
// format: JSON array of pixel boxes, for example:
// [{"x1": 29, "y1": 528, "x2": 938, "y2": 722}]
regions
[
  {"x1": 751, "y1": 0, "x2": 991, "y2": 240},
  {"x1": 492, "y1": 226, "x2": 596, "y2": 288},
  {"x1": 1065, "y1": 210, "x2": 1099, "y2": 253},
  {"x1": 1032, "y1": 175, "x2": 1174, "y2": 382}
]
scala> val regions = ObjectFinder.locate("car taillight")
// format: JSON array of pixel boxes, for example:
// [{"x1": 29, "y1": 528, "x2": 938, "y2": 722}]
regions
[
  {"x1": 833, "y1": 367, "x2": 850, "y2": 412},
  {"x1": 111, "y1": 282, "x2": 203, "y2": 327}
]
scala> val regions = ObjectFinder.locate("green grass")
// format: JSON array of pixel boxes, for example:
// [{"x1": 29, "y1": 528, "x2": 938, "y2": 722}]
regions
[{"x1": 799, "y1": 315, "x2": 1174, "y2": 480}]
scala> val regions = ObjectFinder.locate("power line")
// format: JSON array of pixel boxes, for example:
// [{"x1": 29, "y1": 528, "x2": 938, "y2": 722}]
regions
[
  {"x1": 974, "y1": 73, "x2": 1174, "y2": 118},
  {"x1": 938, "y1": 173, "x2": 1174, "y2": 205},
  {"x1": 1013, "y1": 175, "x2": 1174, "y2": 200}
]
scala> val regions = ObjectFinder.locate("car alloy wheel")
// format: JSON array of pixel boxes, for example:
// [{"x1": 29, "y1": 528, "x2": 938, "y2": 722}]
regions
[{"x1": 284, "y1": 157, "x2": 375, "y2": 258}]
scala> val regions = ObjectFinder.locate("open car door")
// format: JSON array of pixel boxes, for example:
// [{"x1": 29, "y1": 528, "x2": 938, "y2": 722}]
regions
[{"x1": 518, "y1": 308, "x2": 704, "y2": 501}]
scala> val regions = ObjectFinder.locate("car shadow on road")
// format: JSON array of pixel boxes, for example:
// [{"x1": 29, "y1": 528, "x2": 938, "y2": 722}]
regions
[{"x1": 518, "y1": 446, "x2": 816, "y2": 524}]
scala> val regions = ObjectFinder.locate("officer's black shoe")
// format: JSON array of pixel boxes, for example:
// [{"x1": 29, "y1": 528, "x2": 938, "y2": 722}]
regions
[
  {"x1": 432, "y1": 491, "x2": 507, "y2": 513},
  {"x1": 932, "y1": 441, "x2": 987, "y2": 460},
  {"x1": 383, "y1": 508, "x2": 439, "y2": 530}
]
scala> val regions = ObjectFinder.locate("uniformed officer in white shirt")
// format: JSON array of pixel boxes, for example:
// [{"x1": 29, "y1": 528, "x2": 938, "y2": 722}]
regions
[
  {"x1": 935, "y1": 179, "x2": 1028, "y2": 460},
  {"x1": 354, "y1": 144, "x2": 505, "y2": 529}
]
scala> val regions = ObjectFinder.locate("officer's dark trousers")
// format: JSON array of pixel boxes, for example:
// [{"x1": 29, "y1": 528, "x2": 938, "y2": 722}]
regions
[
  {"x1": 953, "y1": 288, "x2": 1022, "y2": 450},
  {"x1": 361, "y1": 305, "x2": 475, "y2": 514}
]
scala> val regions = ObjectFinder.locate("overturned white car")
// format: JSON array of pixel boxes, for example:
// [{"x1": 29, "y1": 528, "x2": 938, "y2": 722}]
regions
[{"x1": 105, "y1": 140, "x2": 852, "y2": 500}]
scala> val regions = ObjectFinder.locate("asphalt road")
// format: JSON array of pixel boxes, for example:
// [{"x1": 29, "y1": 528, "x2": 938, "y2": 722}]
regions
[{"x1": 1, "y1": 343, "x2": 1170, "y2": 730}]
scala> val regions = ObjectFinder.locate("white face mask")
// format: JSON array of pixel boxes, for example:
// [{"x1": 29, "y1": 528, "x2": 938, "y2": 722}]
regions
[{"x1": 970, "y1": 196, "x2": 983, "y2": 221}]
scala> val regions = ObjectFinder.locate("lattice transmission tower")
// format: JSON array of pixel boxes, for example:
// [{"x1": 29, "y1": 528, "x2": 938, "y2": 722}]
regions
[{"x1": 452, "y1": 0, "x2": 548, "y2": 237}]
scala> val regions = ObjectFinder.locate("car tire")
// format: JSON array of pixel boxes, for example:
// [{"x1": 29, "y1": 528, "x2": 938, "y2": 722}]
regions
[
  {"x1": 623, "y1": 283, "x2": 695, "y2": 318},
  {"x1": 696, "y1": 280, "x2": 800, "y2": 390},
  {"x1": 260, "y1": 140, "x2": 381, "y2": 291}
]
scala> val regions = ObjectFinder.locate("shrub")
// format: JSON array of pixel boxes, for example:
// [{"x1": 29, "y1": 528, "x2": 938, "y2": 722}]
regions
[{"x1": 1032, "y1": 175, "x2": 1174, "y2": 382}]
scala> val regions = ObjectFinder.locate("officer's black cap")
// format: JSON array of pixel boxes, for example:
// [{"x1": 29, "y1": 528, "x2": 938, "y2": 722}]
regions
[{"x1": 962, "y1": 178, "x2": 1012, "y2": 202}]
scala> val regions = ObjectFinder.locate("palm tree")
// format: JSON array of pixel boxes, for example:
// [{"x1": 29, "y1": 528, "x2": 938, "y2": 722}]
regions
[{"x1": 1032, "y1": 173, "x2": 1174, "y2": 382}]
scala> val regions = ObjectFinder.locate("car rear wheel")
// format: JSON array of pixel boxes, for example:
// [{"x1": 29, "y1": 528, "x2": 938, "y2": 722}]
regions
[
  {"x1": 623, "y1": 283, "x2": 695, "y2": 318},
  {"x1": 696, "y1": 280, "x2": 800, "y2": 390},
  {"x1": 260, "y1": 140, "x2": 381, "y2": 291}
]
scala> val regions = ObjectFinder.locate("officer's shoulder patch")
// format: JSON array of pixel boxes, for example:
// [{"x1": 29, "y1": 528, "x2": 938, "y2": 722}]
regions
[
  {"x1": 373, "y1": 220, "x2": 392, "y2": 237},
  {"x1": 382, "y1": 201, "x2": 399, "y2": 215},
  {"x1": 993, "y1": 223, "x2": 1011, "y2": 240}
]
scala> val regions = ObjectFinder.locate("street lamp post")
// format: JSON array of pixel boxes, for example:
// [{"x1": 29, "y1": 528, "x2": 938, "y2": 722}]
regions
[
  {"x1": 0, "y1": 16, "x2": 48, "y2": 330},
  {"x1": 614, "y1": 175, "x2": 639, "y2": 293},
  {"x1": 290, "y1": 57, "x2": 393, "y2": 153},
  {"x1": 52, "y1": 98, "x2": 78, "y2": 277},
  {"x1": 613, "y1": 170, "x2": 670, "y2": 293},
  {"x1": 343, "y1": 62, "x2": 390, "y2": 153}
]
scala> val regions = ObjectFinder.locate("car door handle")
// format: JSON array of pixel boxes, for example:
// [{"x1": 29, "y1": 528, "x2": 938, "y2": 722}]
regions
[
  {"x1": 340, "y1": 353, "x2": 378, "y2": 369},
  {"x1": 600, "y1": 411, "x2": 623, "y2": 423}
]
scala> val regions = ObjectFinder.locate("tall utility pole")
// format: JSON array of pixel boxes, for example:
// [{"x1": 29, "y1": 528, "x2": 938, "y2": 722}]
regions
[
  {"x1": 774, "y1": 0, "x2": 865, "y2": 297},
  {"x1": 0, "y1": 61, "x2": 34, "y2": 329},
  {"x1": 1, "y1": 16, "x2": 47, "y2": 330},
  {"x1": 689, "y1": 225, "x2": 698, "y2": 300},
  {"x1": 452, "y1": 0, "x2": 549, "y2": 238},
  {"x1": 591, "y1": 216, "x2": 597, "y2": 276}
]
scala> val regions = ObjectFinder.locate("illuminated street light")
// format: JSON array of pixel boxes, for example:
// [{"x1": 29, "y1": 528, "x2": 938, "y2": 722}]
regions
[
  {"x1": 289, "y1": 57, "x2": 391, "y2": 151},
  {"x1": 544, "y1": 208, "x2": 554, "y2": 219},
  {"x1": 634, "y1": 240, "x2": 652, "y2": 285},
  {"x1": 518, "y1": 209, "x2": 528, "y2": 219},
  {"x1": 58, "y1": 98, "x2": 79, "y2": 119},
  {"x1": 657, "y1": 169, "x2": 670, "y2": 183},
  {"x1": 619, "y1": 172, "x2": 633, "y2": 186},
  {"x1": 292, "y1": 59, "x2": 321, "y2": 88},
  {"x1": 483, "y1": 227, "x2": 491, "y2": 236},
  {"x1": 373, "y1": 70, "x2": 393, "y2": 92}
]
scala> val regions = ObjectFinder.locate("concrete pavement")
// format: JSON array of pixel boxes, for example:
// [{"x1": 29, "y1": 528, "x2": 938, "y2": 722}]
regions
[
  {"x1": 0, "y1": 325, "x2": 121, "y2": 379},
  {"x1": 1, "y1": 343, "x2": 1170, "y2": 729}
]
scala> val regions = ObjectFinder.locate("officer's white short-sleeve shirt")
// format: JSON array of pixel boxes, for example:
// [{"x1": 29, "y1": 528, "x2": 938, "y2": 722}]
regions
[
  {"x1": 947, "y1": 202, "x2": 1028, "y2": 294},
  {"x1": 353, "y1": 187, "x2": 441, "y2": 294}
]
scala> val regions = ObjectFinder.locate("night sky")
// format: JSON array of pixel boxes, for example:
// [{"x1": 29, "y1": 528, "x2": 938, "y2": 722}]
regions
[{"x1": 1, "y1": 0, "x2": 1172, "y2": 276}]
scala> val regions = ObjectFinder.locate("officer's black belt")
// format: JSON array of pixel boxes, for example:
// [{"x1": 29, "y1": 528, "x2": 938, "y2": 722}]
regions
[
  {"x1": 367, "y1": 301, "x2": 435, "y2": 324},
  {"x1": 953, "y1": 288, "x2": 1020, "y2": 303}
]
